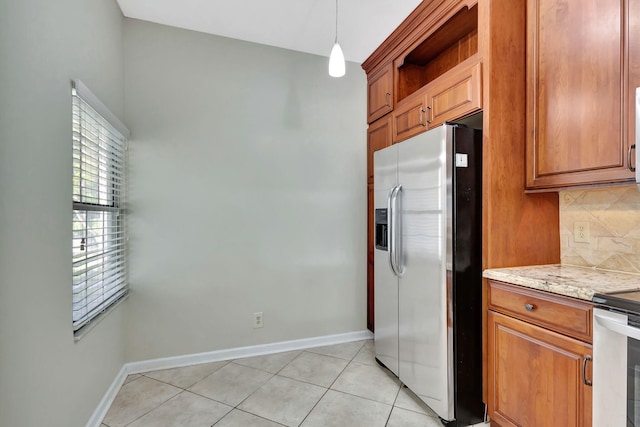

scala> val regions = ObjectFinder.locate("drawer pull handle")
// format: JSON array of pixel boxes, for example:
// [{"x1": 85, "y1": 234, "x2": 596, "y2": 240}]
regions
[
  {"x1": 525, "y1": 303, "x2": 535, "y2": 311},
  {"x1": 419, "y1": 108, "x2": 427, "y2": 127},
  {"x1": 583, "y1": 355, "x2": 593, "y2": 386}
]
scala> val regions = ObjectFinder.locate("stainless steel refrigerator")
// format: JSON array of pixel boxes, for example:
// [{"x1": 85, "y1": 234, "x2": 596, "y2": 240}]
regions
[{"x1": 373, "y1": 123, "x2": 484, "y2": 426}]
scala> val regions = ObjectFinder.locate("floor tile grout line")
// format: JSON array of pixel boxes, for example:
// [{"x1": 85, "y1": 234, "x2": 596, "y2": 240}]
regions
[
  {"x1": 296, "y1": 383, "x2": 331, "y2": 426},
  {"x1": 108, "y1": 340, "x2": 380, "y2": 426},
  {"x1": 294, "y1": 347, "x2": 360, "y2": 427},
  {"x1": 384, "y1": 386, "x2": 403, "y2": 426},
  {"x1": 210, "y1": 407, "x2": 288, "y2": 427},
  {"x1": 282, "y1": 343, "x2": 364, "y2": 427},
  {"x1": 181, "y1": 387, "x2": 236, "y2": 410},
  {"x1": 120, "y1": 386, "x2": 182, "y2": 427},
  {"x1": 272, "y1": 351, "x2": 303, "y2": 376},
  {"x1": 229, "y1": 371, "x2": 275, "y2": 412}
]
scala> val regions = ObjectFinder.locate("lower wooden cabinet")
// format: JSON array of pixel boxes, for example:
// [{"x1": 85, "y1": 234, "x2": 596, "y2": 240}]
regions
[{"x1": 487, "y1": 281, "x2": 593, "y2": 427}]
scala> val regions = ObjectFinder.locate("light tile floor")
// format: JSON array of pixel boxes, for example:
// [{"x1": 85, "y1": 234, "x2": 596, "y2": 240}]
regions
[{"x1": 101, "y1": 340, "x2": 482, "y2": 427}]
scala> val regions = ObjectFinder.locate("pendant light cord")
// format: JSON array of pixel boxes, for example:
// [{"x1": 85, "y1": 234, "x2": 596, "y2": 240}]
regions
[{"x1": 335, "y1": 0, "x2": 339, "y2": 44}]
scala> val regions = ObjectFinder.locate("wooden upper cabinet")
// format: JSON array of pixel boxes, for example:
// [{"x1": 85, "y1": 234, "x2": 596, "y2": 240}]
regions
[
  {"x1": 367, "y1": 63, "x2": 394, "y2": 123},
  {"x1": 392, "y1": 57, "x2": 482, "y2": 143},
  {"x1": 367, "y1": 116, "x2": 393, "y2": 184},
  {"x1": 427, "y1": 59, "x2": 481, "y2": 128},
  {"x1": 392, "y1": 89, "x2": 428, "y2": 142},
  {"x1": 526, "y1": 0, "x2": 636, "y2": 190}
]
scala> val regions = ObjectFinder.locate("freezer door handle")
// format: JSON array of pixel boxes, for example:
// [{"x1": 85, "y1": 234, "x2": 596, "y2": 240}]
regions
[
  {"x1": 389, "y1": 185, "x2": 404, "y2": 277},
  {"x1": 387, "y1": 186, "x2": 398, "y2": 276}
]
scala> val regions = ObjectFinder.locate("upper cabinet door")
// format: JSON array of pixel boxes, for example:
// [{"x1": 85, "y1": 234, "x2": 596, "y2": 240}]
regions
[
  {"x1": 427, "y1": 59, "x2": 482, "y2": 128},
  {"x1": 367, "y1": 62, "x2": 394, "y2": 123},
  {"x1": 367, "y1": 115, "x2": 393, "y2": 184},
  {"x1": 525, "y1": 0, "x2": 635, "y2": 190}
]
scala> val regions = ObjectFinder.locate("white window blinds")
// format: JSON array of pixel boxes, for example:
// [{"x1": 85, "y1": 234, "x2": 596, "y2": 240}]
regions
[{"x1": 72, "y1": 80, "x2": 129, "y2": 334}]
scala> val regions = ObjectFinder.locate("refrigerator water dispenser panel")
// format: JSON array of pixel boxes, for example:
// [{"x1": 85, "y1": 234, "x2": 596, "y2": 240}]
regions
[{"x1": 375, "y1": 208, "x2": 388, "y2": 250}]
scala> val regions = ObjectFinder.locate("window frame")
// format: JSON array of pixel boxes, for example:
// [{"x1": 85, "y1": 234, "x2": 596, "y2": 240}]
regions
[{"x1": 71, "y1": 80, "x2": 130, "y2": 336}]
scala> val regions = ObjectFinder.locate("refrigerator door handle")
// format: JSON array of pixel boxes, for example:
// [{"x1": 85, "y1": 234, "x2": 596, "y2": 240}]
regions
[
  {"x1": 393, "y1": 185, "x2": 404, "y2": 276},
  {"x1": 387, "y1": 186, "x2": 398, "y2": 276}
]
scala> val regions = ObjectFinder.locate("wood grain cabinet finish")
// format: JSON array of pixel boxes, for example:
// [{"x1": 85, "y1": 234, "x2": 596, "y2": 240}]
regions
[
  {"x1": 362, "y1": 0, "x2": 562, "y2": 334},
  {"x1": 367, "y1": 115, "x2": 394, "y2": 184},
  {"x1": 487, "y1": 281, "x2": 593, "y2": 427},
  {"x1": 392, "y1": 58, "x2": 482, "y2": 142},
  {"x1": 428, "y1": 59, "x2": 482, "y2": 128},
  {"x1": 367, "y1": 62, "x2": 394, "y2": 124},
  {"x1": 488, "y1": 280, "x2": 592, "y2": 343},
  {"x1": 525, "y1": 0, "x2": 639, "y2": 189},
  {"x1": 392, "y1": 89, "x2": 429, "y2": 142}
]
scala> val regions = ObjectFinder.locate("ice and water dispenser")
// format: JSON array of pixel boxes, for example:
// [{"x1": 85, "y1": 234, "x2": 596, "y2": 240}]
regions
[{"x1": 375, "y1": 208, "x2": 388, "y2": 251}]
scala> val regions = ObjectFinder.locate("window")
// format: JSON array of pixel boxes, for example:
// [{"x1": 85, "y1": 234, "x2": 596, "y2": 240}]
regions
[{"x1": 72, "y1": 80, "x2": 130, "y2": 334}]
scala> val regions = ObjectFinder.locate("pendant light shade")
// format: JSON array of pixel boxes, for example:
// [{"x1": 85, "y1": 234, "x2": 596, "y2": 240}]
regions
[
  {"x1": 329, "y1": 0, "x2": 345, "y2": 77},
  {"x1": 329, "y1": 42, "x2": 345, "y2": 77}
]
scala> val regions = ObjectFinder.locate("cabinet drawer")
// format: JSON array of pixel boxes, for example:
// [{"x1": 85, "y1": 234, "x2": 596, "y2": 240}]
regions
[{"x1": 488, "y1": 280, "x2": 593, "y2": 343}]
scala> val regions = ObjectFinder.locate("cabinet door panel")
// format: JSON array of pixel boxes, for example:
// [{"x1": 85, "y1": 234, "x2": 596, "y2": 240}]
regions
[
  {"x1": 488, "y1": 311, "x2": 592, "y2": 427},
  {"x1": 392, "y1": 95, "x2": 428, "y2": 142},
  {"x1": 368, "y1": 62, "x2": 394, "y2": 123},
  {"x1": 429, "y1": 61, "x2": 482, "y2": 128},
  {"x1": 367, "y1": 116, "x2": 393, "y2": 184},
  {"x1": 526, "y1": 0, "x2": 633, "y2": 189}
]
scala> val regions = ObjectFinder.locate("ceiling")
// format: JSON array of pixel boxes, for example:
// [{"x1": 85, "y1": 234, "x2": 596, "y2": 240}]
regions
[{"x1": 116, "y1": 0, "x2": 423, "y2": 63}]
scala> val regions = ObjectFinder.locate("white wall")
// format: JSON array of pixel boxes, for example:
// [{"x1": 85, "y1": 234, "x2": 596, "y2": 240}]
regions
[
  {"x1": 0, "y1": 1, "x2": 127, "y2": 426},
  {"x1": 124, "y1": 19, "x2": 368, "y2": 361}
]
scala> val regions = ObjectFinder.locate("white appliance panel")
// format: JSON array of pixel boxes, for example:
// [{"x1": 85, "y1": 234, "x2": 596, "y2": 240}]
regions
[{"x1": 593, "y1": 308, "x2": 631, "y2": 426}]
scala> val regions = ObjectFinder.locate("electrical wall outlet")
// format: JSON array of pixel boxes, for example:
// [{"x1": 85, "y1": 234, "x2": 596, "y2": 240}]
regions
[
  {"x1": 574, "y1": 221, "x2": 590, "y2": 243},
  {"x1": 253, "y1": 312, "x2": 264, "y2": 329}
]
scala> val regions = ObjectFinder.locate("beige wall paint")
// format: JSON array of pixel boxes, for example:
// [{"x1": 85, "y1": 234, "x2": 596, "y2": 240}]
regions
[
  {"x1": 123, "y1": 20, "x2": 368, "y2": 362},
  {"x1": 0, "y1": 1, "x2": 128, "y2": 426},
  {"x1": 560, "y1": 185, "x2": 640, "y2": 273}
]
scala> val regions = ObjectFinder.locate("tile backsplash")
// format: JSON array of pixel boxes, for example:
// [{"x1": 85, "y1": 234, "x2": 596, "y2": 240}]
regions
[{"x1": 560, "y1": 185, "x2": 640, "y2": 274}]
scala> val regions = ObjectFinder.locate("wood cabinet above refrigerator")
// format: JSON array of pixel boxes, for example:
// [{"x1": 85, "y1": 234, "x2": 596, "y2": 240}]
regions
[{"x1": 362, "y1": 0, "x2": 561, "y2": 335}]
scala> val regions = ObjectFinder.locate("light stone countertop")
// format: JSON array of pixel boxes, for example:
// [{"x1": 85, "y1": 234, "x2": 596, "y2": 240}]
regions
[{"x1": 483, "y1": 264, "x2": 640, "y2": 301}]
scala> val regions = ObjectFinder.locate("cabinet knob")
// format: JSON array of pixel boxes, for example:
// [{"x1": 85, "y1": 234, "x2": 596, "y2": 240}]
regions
[
  {"x1": 385, "y1": 92, "x2": 391, "y2": 107},
  {"x1": 628, "y1": 144, "x2": 636, "y2": 172},
  {"x1": 525, "y1": 303, "x2": 535, "y2": 311}
]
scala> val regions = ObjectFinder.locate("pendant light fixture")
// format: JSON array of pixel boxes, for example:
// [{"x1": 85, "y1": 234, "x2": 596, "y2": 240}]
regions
[{"x1": 328, "y1": 0, "x2": 345, "y2": 77}]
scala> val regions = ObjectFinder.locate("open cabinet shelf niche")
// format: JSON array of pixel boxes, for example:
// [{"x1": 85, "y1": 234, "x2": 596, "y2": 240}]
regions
[{"x1": 395, "y1": 4, "x2": 478, "y2": 102}]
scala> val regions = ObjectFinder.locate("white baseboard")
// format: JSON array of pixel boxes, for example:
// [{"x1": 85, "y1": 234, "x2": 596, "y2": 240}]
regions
[
  {"x1": 126, "y1": 329, "x2": 373, "y2": 374},
  {"x1": 85, "y1": 364, "x2": 128, "y2": 427},
  {"x1": 85, "y1": 329, "x2": 373, "y2": 427}
]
